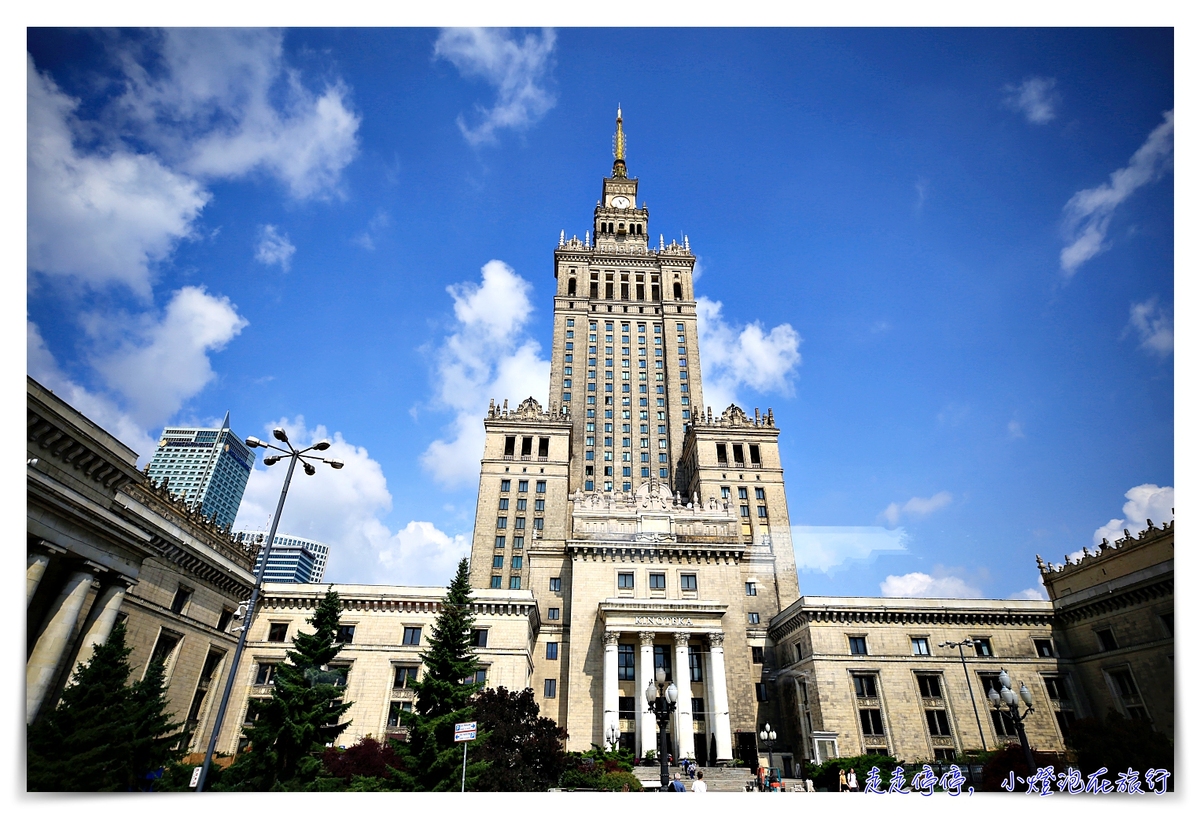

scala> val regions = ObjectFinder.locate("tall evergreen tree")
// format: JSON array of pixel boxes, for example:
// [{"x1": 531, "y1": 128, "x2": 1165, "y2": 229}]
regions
[
  {"x1": 219, "y1": 588, "x2": 353, "y2": 790},
  {"x1": 27, "y1": 622, "x2": 182, "y2": 791},
  {"x1": 397, "y1": 558, "x2": 484, "y2": 790}
]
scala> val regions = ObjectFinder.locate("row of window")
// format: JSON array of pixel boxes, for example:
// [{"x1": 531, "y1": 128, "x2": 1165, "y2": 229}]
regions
[
  {"x1": 847, "y1": 635, "x2": 1055, "y2": 659},
  {"x1": 499, "y1": 479, "x2": 545, "y2": 494}
]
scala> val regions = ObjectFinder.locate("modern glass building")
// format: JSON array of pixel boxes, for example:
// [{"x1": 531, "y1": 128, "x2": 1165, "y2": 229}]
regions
[
  {"x1": 145, "y1": 413, "x2": 254, "y2": 528},
  {"x1": 232, "y1": 531, "x2": 330, "y2": 583}
]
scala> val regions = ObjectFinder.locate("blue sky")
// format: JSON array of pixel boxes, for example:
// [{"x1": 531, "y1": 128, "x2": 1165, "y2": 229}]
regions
[{"x1": 25, "y1": 27, "x2": 1174, "y2": 599}]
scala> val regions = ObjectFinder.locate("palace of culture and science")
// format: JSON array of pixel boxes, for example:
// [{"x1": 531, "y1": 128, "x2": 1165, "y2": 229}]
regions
[
  {"x1": 28, "y1": 110, "x2": 1171, "y2": 779},
  {"x1": 464, "y1": 108, "x2": 800, "y2": 764}
]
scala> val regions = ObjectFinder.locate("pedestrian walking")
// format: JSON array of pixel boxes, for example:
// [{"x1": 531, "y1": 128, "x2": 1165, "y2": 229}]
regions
[
  {"x1": 847, "y1": 769, "x2": 858, "y2": 792},
  {"x1": 839, "y1": 768, "x2": 848, "y2": 792},
  {"x1": 671, "y1": 773, "x2": 687, "y2": 792},
  {"x1": 691, "y1": 771, "x2": 707, "y2": 792}
]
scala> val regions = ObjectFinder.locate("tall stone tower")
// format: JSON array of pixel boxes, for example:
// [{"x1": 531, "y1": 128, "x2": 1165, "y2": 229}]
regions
[{"x1": 468, "y1": 110, "x2": 801, "y2": 763}]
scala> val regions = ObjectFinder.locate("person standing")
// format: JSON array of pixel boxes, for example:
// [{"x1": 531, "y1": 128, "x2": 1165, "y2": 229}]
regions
[
  {"x1": 691, "y1": 771, "x2": 707, "y2": 792},
  {"x1": 672, "y1": 773, "x2": 687, "y2": 792},
  {"x1": 839, "y1": 768, "x2": 848, "y2": 791},
  {"x1": 847, "y1": 769, "x2": 858, "y2": 792}
]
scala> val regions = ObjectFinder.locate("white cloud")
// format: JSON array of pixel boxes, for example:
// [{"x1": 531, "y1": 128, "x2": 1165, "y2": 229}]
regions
[
  {"x1": 352, "y1": 210, "x2": 391, "y2": 251},
  {"x1": 90, "y1": 286, "x2": 248, "y2": 428},
  {"x1": 28, "y1": 322, "x2": 158, "y2": 460},
  {"x1": 116, "y1": 29, "x2": 360, "y2": 199},
  {"x1": 1009, "y1": 585, "x2": 1049, "y2": 601},
  {"x1": 1093, "y1": 483, "x2": 1174, "y2": 545},
  {"x1": 696, "y1": 296, "x2": 802, "y2": 412},
  {"x1": 1126, "y1": 297, "x2": 1173, "y2": 356},
  {"x1": 1060, "y1": 110, "x2": 1174, "y2": 275},
  {"x1": 791, "y1": 525, "x2": 909, "y2": 574},
  {"x1": 880, "y1": 572, "x2": 983, "y2": 599},
  {"x1": 421, "y1": 260, "x2": 550, "y2": 486},
  {"x1": 255, "y1": 224, "x2": 296, "y2": 270},
  {"x1": 233, "y1": 418, "x2": 468, "y2": 587},
  {"x1": 434, "y1": 28, "x2": 557, "y2": 146},
  {"x1": 882, "y1": 491, "x2": 952, "y2": 526},
  {"x1": 1003, "y1": 77, "x2": 1059, "y2": 124},
  {"x1": 1008, "y1": 419, "x2": 1025, "y2": 439},
  {"x1": 27, "y1": 58, "x2": 210, "y2": 298}
]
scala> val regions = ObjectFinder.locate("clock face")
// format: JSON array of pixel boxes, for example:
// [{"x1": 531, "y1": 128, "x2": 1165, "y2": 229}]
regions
[{"x1": 611, "y1": 196, "x2": 630, "y2": 209}]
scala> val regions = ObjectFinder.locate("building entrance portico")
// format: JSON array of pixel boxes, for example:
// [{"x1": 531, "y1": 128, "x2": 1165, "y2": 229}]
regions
[{"x1": 599, "y1": 600, "x2": 733, "y2": 763}]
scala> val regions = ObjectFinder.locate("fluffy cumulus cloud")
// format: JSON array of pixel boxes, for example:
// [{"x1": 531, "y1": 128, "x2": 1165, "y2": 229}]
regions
[
  {"x1": 1092, "y1": 483, "x2": 1174, "y2": 546},
  {"x1": 696, "y1": 296, "x2": 802, "y2": 412},
  {"x1": 1002, "y1": 76, "x2": 1059, "y2": 124},
  {"x1": 1009, "y1": 584, "x2": 1049, "y2": 601},
  {"x1": 421, "y1": 260, "x2": 550, "y2": 486},
  {"x1": 255, "y1": 224, "x2": 296, "y2": 270},
  {"x1": 116, "y1": 28, "x2": 360, "y2": 199},
  {"x1": 90, "y1": 286, "x2": 248, "y2": 428},
  {"x1": 791, "y1": 526, "x2": 909, "y2": 573},
  {"x1": 1126, "y1": 297, "x2": 1173, "y2": 356},
  {"x1": 1060, "y1": 110, "x2": 1174, "y2": 276},
  {"x1": 882, "y1": 491, "x2": 953, "y2": 527},
  {"x1": 234, "y1": 418, "x2": 468, "y2": 586},
  {"x1": 27, "y1": 58, "x2": 211, "y2": 298},
  {"x1": 880, "y1": 572, "x2": 984, "y2": 599},
  {"x1": 434, "y1": 28, "x2": 557, "y2": 145}
]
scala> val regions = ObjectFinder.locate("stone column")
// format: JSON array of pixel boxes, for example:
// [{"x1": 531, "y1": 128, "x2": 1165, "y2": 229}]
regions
[
  {"x1": 27, "y1": 565, "x2": 100, "y2": 722},
  {"x1": 708, "y1": 632, "x2": 734, "y2": 762},
  {"x1": 72, "y1": 580, "x2": 131, "y2": 672},
  {"x1": 602, "y1": 631, "x2": 620, "y2": 749},
  {"x1": 674, "y1": 631, "x2": 695, "y2": 760},
  {"x1": 27, "y1": 552, "x2": 52, "y2": 606},
  {"x1": 638, "y1": 631, "x2": 656, "y2": 757}
]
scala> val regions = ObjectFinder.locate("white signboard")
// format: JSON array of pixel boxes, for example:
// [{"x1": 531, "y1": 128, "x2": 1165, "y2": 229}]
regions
[
  {"x1": 190, "y1": 766, "x2": 203, "y2": 788},
  {"x1": 454, "y1": 721, "x2": 477, "y2": 742}
]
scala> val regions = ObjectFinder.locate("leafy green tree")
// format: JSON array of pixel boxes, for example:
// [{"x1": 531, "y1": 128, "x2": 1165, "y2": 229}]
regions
[
  {"x1": 395, "y1": 558, "x2": 484, "y2": 791},
  {"x1": 218, "y1": 588, "x2": 353, "y2": 790},
  {"x1": 473, "y1": 686, "x2": 568, "y2": 791},
  {"x1": 27, "y1": 622, "x2": 182, "y2": 791}
]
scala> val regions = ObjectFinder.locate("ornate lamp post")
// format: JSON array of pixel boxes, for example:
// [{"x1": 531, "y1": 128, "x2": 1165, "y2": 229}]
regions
[
  {"x1": 939, "y1": 638, "x2": 989, "y2": 751},
  {"x1": 606, "y1": 723, "x2": 622, "y2": 754},
  {"x1": 195, "y1": 427, "x2": 343, "y2": 793},
  {"x1": 645, "y1": 666, "x2": 678, "y2": 791},
  {"x1": 759, "y1": 723, "x2": 777, "y2": 789},
  {"x1": 988, "y1": 668, "x2": 1037, "y2": 774}
]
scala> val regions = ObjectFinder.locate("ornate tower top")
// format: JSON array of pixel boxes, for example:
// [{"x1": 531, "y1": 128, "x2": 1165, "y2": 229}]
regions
[{"x1": 612, "y1": 105, "x2": 627, "y2": 178}]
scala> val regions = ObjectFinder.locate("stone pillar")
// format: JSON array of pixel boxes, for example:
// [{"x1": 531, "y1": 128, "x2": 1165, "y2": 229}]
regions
[
  {"x1": 674, "y1": 631, "x2": 695, "y2": 760},
  {"x1": 27, "y1": 552, "x2": 53, "y2": 606},
  {"x1": 72, "y1": 580, "x2": 130, "y2": 672},
  {"x1": 27, "y1": 565, "x2": 99, "y2": 723},
  {"x1": 602, "y1": 631, "x2": 620, "y2": 749},
  {"x1": 708, "y1": 632, "x2": 734, "y2": 762},
  {"x1": 638, "y1": 631, "x2": 656, "y2": 757}
]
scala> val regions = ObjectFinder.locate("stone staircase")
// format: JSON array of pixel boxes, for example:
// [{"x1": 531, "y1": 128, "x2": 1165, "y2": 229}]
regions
[{"x1": 636, "y1": 765, "x2": 807, "y2": 793}]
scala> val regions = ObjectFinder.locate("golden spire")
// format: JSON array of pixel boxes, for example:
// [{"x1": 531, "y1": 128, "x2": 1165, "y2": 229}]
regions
[{"x1": 612, "y1": 105, "x2": 627, "y2": 178}]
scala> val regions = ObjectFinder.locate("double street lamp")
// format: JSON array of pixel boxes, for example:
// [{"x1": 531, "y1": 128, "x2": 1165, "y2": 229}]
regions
[
  {"x1": 988, "y1": 668, "x2": 1037, "y2": 774},
  {"x1": 195, "y1": 427, "x2": 343, "y2": 793},
  {"x1": 645, "y1": 666, "x2": 678, "y2": 792}
]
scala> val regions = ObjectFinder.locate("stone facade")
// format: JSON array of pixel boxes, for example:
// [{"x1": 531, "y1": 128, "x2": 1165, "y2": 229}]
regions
[
  {"x1": 1038, "y1": 520, "x2": 1174, "y2": 740},
  {"x1": 27, "y1": 376, "x2": 257, "y2": 754},
  {"x1": 769, "y1": 596, "x2": 1067, "y2": 771},
  {"x1": 213, "y1": 584, "x2": 539, "y2": 753}
]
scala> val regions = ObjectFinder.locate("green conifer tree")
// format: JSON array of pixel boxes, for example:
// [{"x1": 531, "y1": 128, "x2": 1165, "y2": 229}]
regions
[
  {"x1": 27, "y1": 622, "x2": 182, "y2": 791},
  {"x1": 397, "y1": 558, "x2": 485, "y2": 790},
  {"x1": 219, "y1": 588, "x2": 353, "y2": 790}
]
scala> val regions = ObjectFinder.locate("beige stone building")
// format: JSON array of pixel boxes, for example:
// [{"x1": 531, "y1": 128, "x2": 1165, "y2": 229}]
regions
[
  {"x1": 1038, "y1": 520, "x2": 1174, "y2": 740},
  {"x1": 768, "y1": 596, "x2": 1068, "y2": 772},
  {"x1": 27, "y1": 376, "x2": 257, "y2": 754},
  {"x1": 465, "y1": 111, "x2": 800, "y2": 764},
  {"x1": 212, "y1": 584, "x2": 539, "y2": 753}
]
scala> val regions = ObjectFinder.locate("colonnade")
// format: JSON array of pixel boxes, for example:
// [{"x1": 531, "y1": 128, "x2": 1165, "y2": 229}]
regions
[
  {"x1": 601, "y1": 629, "x2": 733, "y2": 763},
  {"x1": 26, "y1": 546, "x2": 132, "y2": 723}
]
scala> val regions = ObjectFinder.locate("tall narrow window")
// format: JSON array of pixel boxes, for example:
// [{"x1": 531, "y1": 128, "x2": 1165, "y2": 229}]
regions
[{"x1": 618, "y1": 643, "x2": 635, "y2": 680}]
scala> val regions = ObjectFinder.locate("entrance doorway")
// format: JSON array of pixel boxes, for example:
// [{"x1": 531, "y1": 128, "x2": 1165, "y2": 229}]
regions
[
  {"x1": 735, "y1": 731, "x2": 758, "y2": 769},
  {"x1": 695, "y1": 733, "x2": 708, "y2": 767}
]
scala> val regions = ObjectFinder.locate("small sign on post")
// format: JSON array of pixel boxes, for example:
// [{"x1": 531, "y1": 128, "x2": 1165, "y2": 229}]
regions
[
  {"x1": 454, "y1": 721, "x2": 477, "y2": 791},
  {"x1": 189, "y1": 766, "x2": 203, "y2": 788}
]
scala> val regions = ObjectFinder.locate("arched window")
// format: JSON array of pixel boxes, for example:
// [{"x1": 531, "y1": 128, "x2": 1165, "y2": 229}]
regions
[
  {"x1": 568, "y1": 278, "x2": 577, "y2": 296},
  {"x1": 673, "y1": 282, "x2": 683, "y2": 300},
  {"x1": 609, "y1": 222, "x2": 615, "y2": 233}
]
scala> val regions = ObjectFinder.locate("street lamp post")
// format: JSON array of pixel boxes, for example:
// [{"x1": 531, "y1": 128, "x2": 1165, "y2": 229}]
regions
[
  {"x1": 606, "y1": 723, "x2": 621, "y2": 755},
  {"x1": 988, "y1": 668, "x2": 1037, "y2": 775},
  {"x1": 939, "y1": 638, "x2": 989, "y2": 752},
  {"x1": 194, "y1": 427, "x2": 343, "y2": 793},
  {"x1": 645, "y1": 666, "x2": 678, "y2": 792},
  {"x1": 759, "y1": 723, "x2": 777, "y2": 791}
]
